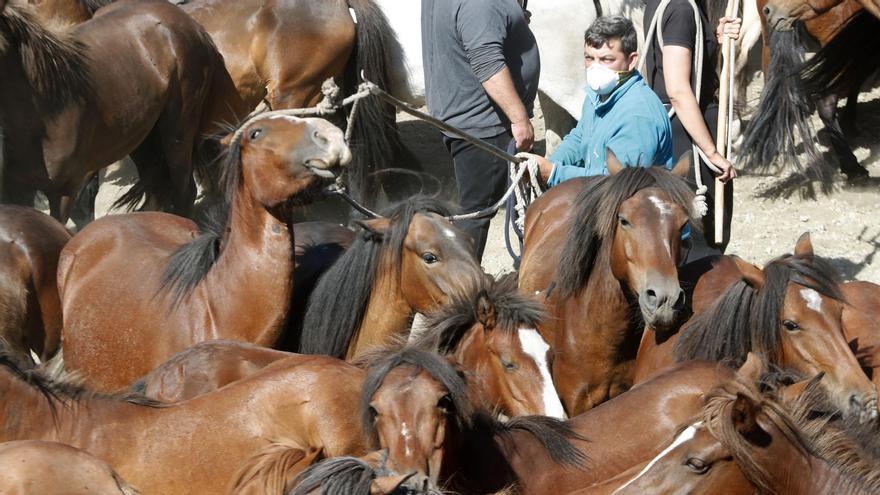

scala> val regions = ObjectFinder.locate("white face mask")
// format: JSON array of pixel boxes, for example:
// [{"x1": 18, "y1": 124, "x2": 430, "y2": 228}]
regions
[{"x1": 586, "y1": 64, "x2": 623, "y2": 96}]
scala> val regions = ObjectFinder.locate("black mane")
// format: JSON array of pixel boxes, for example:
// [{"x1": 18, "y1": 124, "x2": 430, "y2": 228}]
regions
[
  {"x1": 299, "y1": 197, "x2": 454, "y2": 357},
  {"x1": 0, "y1": 3, "x2": 93, "y2": 114},
  {"x1": 674, "y1": 254, "x2": 844, "y2": 365},
  {"x1": 556, "y1": 167, "x2": 694, "y2": 298},
  {"x1": 413, "y1": 272, "x2": 546, "y2": 354},
  {"x1": 288, "y1": 456, "x2": 380, "y2": 495}
]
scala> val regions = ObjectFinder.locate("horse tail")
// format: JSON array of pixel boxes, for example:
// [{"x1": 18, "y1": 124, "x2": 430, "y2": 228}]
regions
[
  {"x1": 228, "y1": 442, "x2": 321, "y2": 495},
  {"x1": 344, "y1": 0, "x2": 404, "y2": 207},
  {"x1": 800, "y1": 11, "x2": 879, "y2": 99},
  {"x1": 739, "y1": 28, "x2": 827, "y2": 194}
]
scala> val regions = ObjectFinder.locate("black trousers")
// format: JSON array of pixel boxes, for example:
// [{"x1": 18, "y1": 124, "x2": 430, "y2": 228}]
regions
[
  {"x1": 670, "y1": 103, "x2": 734, "y2": 264},
  {"x1": 443, "y1": 131, "x2": 512, "y2": 261}
]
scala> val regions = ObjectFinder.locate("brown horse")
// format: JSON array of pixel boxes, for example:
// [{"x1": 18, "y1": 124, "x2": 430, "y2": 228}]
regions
[
  {"x1": 59, "y1": 115, "x2": 350, "y2": 391},
  {"x1": 841, "y1": 281, "x2": 880, "y2": 393},
  {"x1": 764, "y1": 0, "x2": 880, "y2": 27},
  {"x1": 299, "y1": 198, "x2": 482, "y2": 360},
  {"x1": 518, "y1": 152, "x2": 694, "y2": 415},
  {"x1": 610, "y1": 364, "x2": 880, "y2": 494},
  {"x1": 0, "y1": 0, "x2": 245, "y2": 221},
  {"x1": 0, "y1": 440, "x2": 139, "y2": 494},
  {"x1": 131, "y1": 274, "x2": 563, "y2": 418},
  {"x1": 634, "y1": 233, "x2": 878, "y2": 423},
  {"x1": 0, "y1": 206, "x2": 69, "y2": 362}
]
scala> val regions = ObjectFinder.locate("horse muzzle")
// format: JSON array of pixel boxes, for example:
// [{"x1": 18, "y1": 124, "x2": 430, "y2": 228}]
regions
[{"x1": 639, "y1": 285, "x2": 686, "y2": 331}]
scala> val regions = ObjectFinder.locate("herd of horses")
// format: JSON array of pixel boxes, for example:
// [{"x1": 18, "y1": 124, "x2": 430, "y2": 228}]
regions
[{"x1": 1, "y1": 0, "x2": 880, "y2": 493}]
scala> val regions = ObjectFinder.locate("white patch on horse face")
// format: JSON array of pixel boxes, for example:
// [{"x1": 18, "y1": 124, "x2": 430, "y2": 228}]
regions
[
  {"x1": 401, "y1": 421, "x2": 412, "y2": 457},
  {"x1": 349, "y1": 7, "x2": 358, "y2": 24},
  {"x1": 442, "y1": 227, "x2": 457, "y2": 239},
  {"x1": 612, "y1": 422, "x2": 702, "y2": 494},
  {"x1": 518, "y1": 328, "x2": 566, "y2": 419},
  {"x1": 800, "y1": 288, "x2": 823, "y2": 313},
  {"x1": 648, "y1": 195, "x2": 673, "y2": 216}
]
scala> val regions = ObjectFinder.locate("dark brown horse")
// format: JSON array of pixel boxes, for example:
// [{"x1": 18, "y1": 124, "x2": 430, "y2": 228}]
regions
[
  {"x1": 611, "y1": 363, "x2": 880, "y2": 494},
  {"x1": 0, "y1": 346, "x2": 368, "y2": 494},
  {"x1": 634, "y1": 233, "x2": 879, "y2": 423},
  {"x1": 0, "y1": 0, "x2": 245, "y2": 220},
  {"x1": 299, "y1": 198, "x2": 482, "y2": 360},
  {"x1": 742, "y1": 0, "x2": 879, "y2": 192},
  {"x1": 59, "y1": 115, "x2": 350, "y2": 391},
  {"x1": 0, "y1": 206, "x2": 69, "y2": 362},
  {"x1": 0, "y1": 440, "x2": 139, "y2": 494},
  {"x1": 518, "y1": 153, "x2": 694, "y2": 415},
  {"x1": 131, "y1": 274, "x2": 563, "y2": 418}
]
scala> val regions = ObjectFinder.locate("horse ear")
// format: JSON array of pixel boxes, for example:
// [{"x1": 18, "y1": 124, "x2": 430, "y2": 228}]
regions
[
  {"x1": 606, "y1": 147, "x2": 624, "y2": 176},
  {"x1": 732, "y1": 256, "x2": 765, "y2": 289},
  {"x1": 476, "y1": 291, "x2": 496, "y2": 330},
  {"x1": 737, "y1": 352, "x2": 764, "y2": 384},
  {"x1": 371, "y1": 474, "x2": 414, "y2": 494},
  {"x1": 731, "y1": 392, "x2": 760, "y2": 438},
  {"x1": 671, "y1": 151, "x2": 692, "y2": 178},
  {"x1": 794, "y1": 232, "x2": 814, "y2": 258},
  {"x1": 356, "y1": 217, "x2": 391, "y2": 238},
  {"x1": 779, "y1": 375, "x2": 822, "y2": 405}
]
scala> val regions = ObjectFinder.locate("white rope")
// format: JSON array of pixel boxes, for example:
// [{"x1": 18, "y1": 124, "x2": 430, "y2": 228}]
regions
[
  {"x1": 511, "y1": 154, "x2": 544, "y2": 230},
  {"x1": 447, "y1": 154, "x2": 539, "y2": 222},
  {"x1": 640, "y1": 0, "x2": 724, "y2": 218}
]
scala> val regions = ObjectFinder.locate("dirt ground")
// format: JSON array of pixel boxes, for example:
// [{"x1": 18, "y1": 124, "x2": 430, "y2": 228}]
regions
[{"x1": 396, "y1": 90, "x2": 880, "y2": 283}]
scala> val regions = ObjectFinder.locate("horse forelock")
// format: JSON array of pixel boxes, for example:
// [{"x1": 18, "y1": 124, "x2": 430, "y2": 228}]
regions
[
  {"x1": 556, "y1": 167, "x2": 694, "y2": 298},
  {"x1": 0, "y1": 2, "x2": 92, "y2": 114},
  {"x1": 416, "y1": 273, "x2": 546, "y2": 355},
  {"x1": 359, "y1": 348, "x2": 473, "y2": 447}
]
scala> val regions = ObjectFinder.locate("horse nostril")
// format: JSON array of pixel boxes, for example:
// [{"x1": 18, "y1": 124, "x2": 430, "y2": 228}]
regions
[
  {"x1": 672, "y1": 289, "x2": 686, "y2": 311},
  {"x1": 312, "y1": 130, "x2": 328, "y2": 145},
  {"x1": 763, "y1": 5, "x2": 772, "y2": 17},
  {"x1": 646, "y1": 289, "x2": 657, "y2": 302}
]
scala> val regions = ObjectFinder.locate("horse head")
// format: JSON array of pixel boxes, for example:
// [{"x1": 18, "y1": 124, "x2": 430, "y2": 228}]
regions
[
  {"x1": 763, "y1": 0, "x2": 842, "y2": 30},
  {"x1": 361, "y1": 348, "x2": 473, "y2": 493},
  {"x1": 421, "y1": 274, "x2": 566, "y2": 418},
  {"x1": 229, "y1": 115, "x2": 351, "y2": 208},
  {"x1": 607, "y1": 150, "x2": 692, "y2": 331}
]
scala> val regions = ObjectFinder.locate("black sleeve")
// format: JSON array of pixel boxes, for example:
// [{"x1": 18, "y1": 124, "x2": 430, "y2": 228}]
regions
[{"x1": 659, "y1": 0, "x2": 697, "y2": 51}]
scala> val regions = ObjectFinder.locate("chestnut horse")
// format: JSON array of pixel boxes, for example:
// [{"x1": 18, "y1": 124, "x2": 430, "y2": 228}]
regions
[
  {"x1": 0, "y1": 346, "x2": 369, "y2": 494},
  {"x1": 518, "y1": 152, "x2": 694, "y2": 415},
  {"x1": 131, "y1": 274, "x2": 564, "y2": 418},
  {"x1": 634, "y1": 233, "x2": 879, "y2": 423},
  {"x1": 59, "y1": 115, "x2": 350, "y2": 391},
  {"x1": 0, "y1": 0, "x2": 245, "y2": 221},
  {"x1": 763, "y1": 0, "x2": 880, "y2": 27},
  {"x1": 30, "y1": 0, "x2": 404, "y2": 206},
  {"x1": 299, "y1": 198, "x2": 482, "y2": 360},
  {"x1": 611, "y1": 366, "x2": 880, "y2": 494},
  {"x1": 0, "y1": 440, "x2": 138, "y2": 494},
  {"x1": 0, "y1": 206, "x2": 69, "y2": 362}
]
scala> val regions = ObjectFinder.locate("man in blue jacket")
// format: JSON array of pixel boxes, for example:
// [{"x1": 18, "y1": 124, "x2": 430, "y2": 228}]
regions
[{"x1": 524, "y1": 15, "x2": 673, "y2": 185}]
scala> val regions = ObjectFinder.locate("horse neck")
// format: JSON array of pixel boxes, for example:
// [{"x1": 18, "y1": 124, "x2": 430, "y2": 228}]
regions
[
  {"x1": 204, "y1": 189, "x2": 294, "y2": 345},
  {"x1": 582, "y1": 247, "x2": 635, "y2": 338},
  {"x1": 0, "y1": 371, "x2": 59, "y2": 441},
  {"x1": 800, "y1": 454, "x2": 873, "y2": 495},
  {"x1": 345, "y1": 256, "x2": 413, "y2": 359}
]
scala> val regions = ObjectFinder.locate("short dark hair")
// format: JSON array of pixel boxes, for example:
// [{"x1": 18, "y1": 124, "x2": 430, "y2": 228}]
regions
[{"x1": 584, "y1": 15, "x2": 638, "y2": 57}]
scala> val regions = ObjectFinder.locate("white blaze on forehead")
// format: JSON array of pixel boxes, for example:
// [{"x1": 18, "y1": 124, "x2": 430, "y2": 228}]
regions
[
  {"x1": 349, "y1": 7, "x2": 358, "y2": 23},
  {"x1": 401, "y1": 422, "x2": 412, "y2": 457},
  {"x1": 442, "y1": 227, "x2": 457, "y2": 239},
  {"x1": 612, "y1": 422, "x2": 703, "y2": 494},
  {"x1": 800, "y1": 288, "x2": 823, "y2": 313},
  {"x1": 648, "y1": 195, "x2": 673, "y2": 216},
  {"x1": 518, "y1": 328, "x2": 566, "y2": 419}
]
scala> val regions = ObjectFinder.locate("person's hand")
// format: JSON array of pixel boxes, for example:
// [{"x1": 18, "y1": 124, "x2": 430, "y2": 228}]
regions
[
  {"x1": 511, "y1": 119, "x2": 534, "y2": 152},
  {"x1": 519, "y1": 153, "x2": 553, "y2": 184},
  {"x1": 707, "y1": 150, "x2": 737, "y2": 183},
  {"x1": 716, "y1": 17, "x2": 741, "y2": 43}
]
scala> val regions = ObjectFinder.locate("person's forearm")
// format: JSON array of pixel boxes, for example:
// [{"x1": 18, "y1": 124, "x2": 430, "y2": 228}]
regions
[
  {"x1": 668, "y1": 88, "x2": 717, "y2": 157},
  {"x1": 481, "y1": 67, "x2": 529, "y2": 124}
]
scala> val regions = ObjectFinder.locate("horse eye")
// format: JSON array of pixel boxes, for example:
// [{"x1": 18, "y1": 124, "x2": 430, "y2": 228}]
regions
[
  {"x1": 249, "y1": 128, "x2": 263, "y2": 140},
  {"x1": 437, "y1": 394, "x2": 454, "y2": 414},
  {"x1": 686, "y1": 458, "x2": 710, "y2": 474},
  {"x1": 421, "y1": 252, "x2": 438, "y2": 264},
  {"x1": 782, "y1": 320, "x2": 800, "y2": 332},
  {"x1": 500, "y1": 357, "x2": 517, "y2": 371},
  {"x1": 618, "y1": 215, "x2": 630, "y2": 228}
]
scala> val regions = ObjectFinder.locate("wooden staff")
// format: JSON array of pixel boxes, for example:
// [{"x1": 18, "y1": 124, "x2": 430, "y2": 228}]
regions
[{"x1": 714, "y1": 0, "x2": 739, "y2": 244}]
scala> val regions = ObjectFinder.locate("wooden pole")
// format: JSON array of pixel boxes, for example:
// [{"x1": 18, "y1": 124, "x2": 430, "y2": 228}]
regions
[{"x1": 714, "y1": 0, "x2": 739, "y2": 244}]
